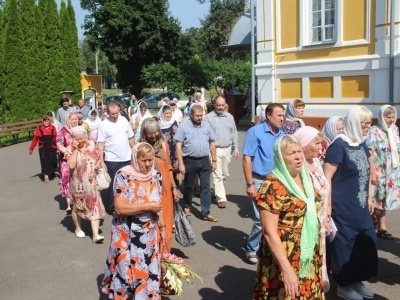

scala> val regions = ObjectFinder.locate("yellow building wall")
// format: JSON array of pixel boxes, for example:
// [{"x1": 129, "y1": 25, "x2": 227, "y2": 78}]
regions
[
  {"x1": 343, "y1": 0, "x2": 367, "y2": 41},
  {"x1": 279, "y1": 0, "x2": 299, "y2": 49},
  {"x1": 280, "y1": 78, "x2": 302, "y2": 98},
  {"x1": 276, "y1": 0, "x2": 376, "y2": 62},
  {"x1": 81, "y1": 73, "x2": 102, "y2": 94},
  {"x1": 341, "y1": 75, "x2": 369, "y2": 98},
  {"x1": 309, "y1": 77, "x2": 334, "y2": 98}
]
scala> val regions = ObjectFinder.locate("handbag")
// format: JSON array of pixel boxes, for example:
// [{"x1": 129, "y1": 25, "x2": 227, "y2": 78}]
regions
[
  {"x1": 174, "y1": 203, "x2": 196, "y2": 247},
  {"x1": 96, "y1": 168, "x2": 111, "y2": 191}
]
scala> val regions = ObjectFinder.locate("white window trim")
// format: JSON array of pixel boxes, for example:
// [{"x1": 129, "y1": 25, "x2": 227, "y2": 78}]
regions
[{"x1": 276, "y1": 0, "x2": 371, "y2": 54}]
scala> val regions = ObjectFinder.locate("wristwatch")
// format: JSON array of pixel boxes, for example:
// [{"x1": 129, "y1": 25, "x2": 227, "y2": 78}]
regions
[
  {"x1": 212, "y1": 160, "x2": 217, "y2": 162},
  {"x1": 246, "y1": 181, "x2": 255, "y2": 188}
]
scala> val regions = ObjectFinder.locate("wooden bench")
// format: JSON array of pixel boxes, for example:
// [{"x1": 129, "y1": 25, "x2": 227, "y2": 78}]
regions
[{"x1": 0, "y1": 119, "x2": 42, "y2": 146}]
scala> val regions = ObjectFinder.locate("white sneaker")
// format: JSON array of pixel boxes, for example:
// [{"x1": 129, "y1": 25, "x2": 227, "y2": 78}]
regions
[
  {"x1": 337, "y1": 286, "x2": 363, "y2": 300},
  {"x1": 75, "y1": 230, "x2": 85, "y2": 238},
  {"x1": 351, "y1": 282, "x2": 374, "y2": 299},
  {"x1": 92, "y1": 235, "x2": 105, "y2": 243},
  {"x1": 245, "y1": 250, "x2": 258, "y2": 264}
]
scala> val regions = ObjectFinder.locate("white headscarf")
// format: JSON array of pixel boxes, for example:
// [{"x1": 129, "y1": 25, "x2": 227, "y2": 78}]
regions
[
  {"x1": 322, "y1": 116, "x2": 344, "y2": 145},
  {"x1": 136, "y1": 101, "x2": 152, "y2": 120},
  {"x1": 159, "y1": 105, "x2": 176, "y2": 129},
  {"x1": 378, "y1": 105, "x2": 399, "y2": 167},
  {"x1": 285, "y1": 100, "x2": 305, "y2": 126},
  {"x1": 84, "y1": 109, "x2": 101, "y2": 131},
  {"x1": 335, "y1": 106, "x2": 367, "y2": 146}
]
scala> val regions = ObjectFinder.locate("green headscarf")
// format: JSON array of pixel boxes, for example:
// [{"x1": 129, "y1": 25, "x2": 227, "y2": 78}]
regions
[{"x1": 272, "y1": 135, "x2": 319, "y2": 279}]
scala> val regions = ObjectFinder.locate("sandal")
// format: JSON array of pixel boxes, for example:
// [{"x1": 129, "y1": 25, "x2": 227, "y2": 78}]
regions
[
  {"x1": 377, "y1": 230, "x2": 395, "y2": 240},
  {"x1": 203, "y1": 215, "x2": 218, "y2": 222}
]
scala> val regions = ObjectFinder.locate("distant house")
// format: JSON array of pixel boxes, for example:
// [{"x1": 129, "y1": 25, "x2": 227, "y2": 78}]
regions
[{"x1": 230, "y1": 0, "x2": 400, "y2": 117}]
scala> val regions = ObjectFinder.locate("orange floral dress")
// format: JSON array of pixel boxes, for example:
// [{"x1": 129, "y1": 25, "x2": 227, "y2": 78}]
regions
[
  {"x1": 253, "y1": 174, "x2": 325, "y2": 300},
  {"x1": 101, "y1": 170, "x2": 163, "y2": 300}
]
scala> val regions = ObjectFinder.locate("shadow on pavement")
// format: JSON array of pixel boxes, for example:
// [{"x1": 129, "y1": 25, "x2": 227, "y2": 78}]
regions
[
  {"x1": 378, "y1": 237, "x2": 400, "y2": 257},
  {"x1": 368, "y1": 256, "x2": 400, "y2": 286},
  {"x1": 198, "y1": 265, "x2": 254, "y2": 300},
  {"x1": 54, "y1": 194, "x2": 66, "y2": 210},
  {"x1": 227, "y1": 194, "x2": 255, "y2": 220},
  {"x1": 325, "y1": 279, "x2": 390, "y2": 300},
  {"x1": 201, "y1": 225, "x2": 248, "y2": 261}
]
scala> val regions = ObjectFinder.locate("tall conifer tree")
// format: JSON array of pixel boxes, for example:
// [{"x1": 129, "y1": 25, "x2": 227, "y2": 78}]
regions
[
  {"x1": 43, "y1": 0, "x2": 64, "y2": 111},
  {"x1": 0, "y1": 9, "x2": 4, "y2": 96},
  {"x1": 2, "y1": 0, "x2": 26, "y2": 122},
  {"x1": 20, "y1": 0, "x2": 40, "y2": 119},
  {"x1": 66, "y1": 0, "x2": 81, "y2": 102},
  {"x1": 59, "y1": 0, "x2": 70, "y2": 95}
]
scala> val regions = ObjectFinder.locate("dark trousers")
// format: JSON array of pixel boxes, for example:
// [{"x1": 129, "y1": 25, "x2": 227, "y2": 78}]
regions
[
  {"x1": 105, "y1": 160, "x2": 130, "y2": 211},
  {"x1": 183, "y1": 156, "x2": 211, "y2": 217}
]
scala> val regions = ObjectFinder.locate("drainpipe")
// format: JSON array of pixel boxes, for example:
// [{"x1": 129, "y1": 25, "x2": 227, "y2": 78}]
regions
[
  {"x1": 389, "y1": 0, "x2": 395, "y2": 105},
  {"x1": 250, "y1": 0, "x2": 256, "y2": 123}
]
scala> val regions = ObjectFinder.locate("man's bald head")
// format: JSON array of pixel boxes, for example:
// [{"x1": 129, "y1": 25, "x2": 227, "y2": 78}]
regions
[{"x1": 214, "y1": 96, "x2": 226, "y2": 114}]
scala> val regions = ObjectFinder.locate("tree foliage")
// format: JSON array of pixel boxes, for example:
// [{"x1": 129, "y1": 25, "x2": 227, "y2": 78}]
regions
[
  {"x1": 198, "y1": 0, "x2": 248, "y2": 60},
  {"x1": 2, "y1": 0, "x2": 26, "y2": 122},
  {"x1": 141, "y1": 63, "x2": 183, "y2": 92},
  {"x1": 81, "y1": 0, "x2": 182, "y2": 95}
]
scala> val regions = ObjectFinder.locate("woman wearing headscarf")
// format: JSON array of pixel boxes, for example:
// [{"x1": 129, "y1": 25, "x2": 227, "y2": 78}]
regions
[
  {"x1": 140, "y1": 118, "x2": 180, "y2": 252},
  {"x1": 323, "y1": 106, "x2": 378, "y2": 300},
  {"x1": 253, "y1": 135, "x2": 325, "y2": 299},
  {"x1": 47, "y1": 111, "x2": 61, "y2": 132},
  {"x1": 29, "y1": 115, "x2": 58, "y2": 182},
  {"x1": 317, "y1": 116, "x2": 344, "y2": 163},
  {"x1": 159, "y1": 105, "x2": 180, "y2": 181},
  {"x1": 101, "y1": 143, "x2": 166, "y2": 300},
  {"x1": 281, "y1": 99, "x2": 306, "y2": 134},
  {"x1": 130, "y1": 101, "x2": 152, "y2": 142},
  {"x1": 66, "y1": 126, "x2": 105, "y2": 242},
  {"x1": 294, "y1": 126, "x2": 331, "y2": 293},
  {"x1": 57, "y1": 112, "x2": 79, "y2": 213},
  {"x1": 366, "y1": 105, "x2": 400, "y2": 240},
  {"x1": 84, "y1": 109, "x2": 101, "y2": 142}
]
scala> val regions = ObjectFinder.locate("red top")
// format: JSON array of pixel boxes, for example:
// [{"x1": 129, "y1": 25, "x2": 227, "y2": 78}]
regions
[
  {"x1": 317, "y1": 139, "x2": 328, "y2": 163},
  {"x1": 29, "y1": 125, "x2": 58, "y2": 152}
]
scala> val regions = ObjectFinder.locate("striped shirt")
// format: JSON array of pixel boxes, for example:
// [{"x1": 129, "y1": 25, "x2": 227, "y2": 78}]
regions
[
  {"x1": 204, "y1": 111, "x2": 238, "y2": 149},
  {"x1": 174, "y1": 119, "x2": 215, "y2": 157}
]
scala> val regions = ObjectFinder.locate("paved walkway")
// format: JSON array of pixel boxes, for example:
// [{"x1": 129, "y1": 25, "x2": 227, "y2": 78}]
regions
[{"x1": 0, "y1": 132, "x2": 399, "y2": 299}]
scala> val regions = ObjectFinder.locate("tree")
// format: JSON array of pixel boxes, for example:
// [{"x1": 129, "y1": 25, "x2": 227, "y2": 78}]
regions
[
  {"x1": 66, "y1": 0, "x2": 82, "y2": 101},
  {"x1": 141, "y1": 63, "x2": 183, "y2": 92},
  {"x1": 20, "y1": 0, "x2": 41, "y2": 118},
  {"x1": 81, "y1": 0, "x2": 182, "y2": 95},
  {"x1": 198, "y1": 0, "x2": 247, "y2": 59},
  {"x1": 2, "y1": 0, "x2": 26, "y2": 122},
  {"x1": 42, "y1": 0, "x2": 65, "y2": 110}
]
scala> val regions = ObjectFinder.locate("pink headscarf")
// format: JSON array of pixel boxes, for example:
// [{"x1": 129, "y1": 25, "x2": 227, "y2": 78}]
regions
[
  {"x1": 293, "y1": 126, "x2": 320, "y2": 148},
  {"x1": 119, "y1": 142, "x2": 156, "y2": 181},
  {"x1": 70, "y1": 126, "x2": 87, "y2": 137}
]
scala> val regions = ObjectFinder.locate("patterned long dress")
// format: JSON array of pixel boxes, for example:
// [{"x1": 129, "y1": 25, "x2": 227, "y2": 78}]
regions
[
  {"x1": 281, "y1": 120, "x2": 301, "y2": 134},
  {"x1": 366, "y1": 125, "x2": 400, "y2": 210},
  {"x1": 309, "y1": 159, "x2": 330, "y2": 292},
  {"x1": 56, "y1": 126, "x2": 73, "y2": 198},
  {"x1": 101, "y1": 170, "x2": 163, "y2": 300},
  {"x1": 253, "y1": 174, "x2": 325, "y2": 300},
  {"x1": 161, "y1": 120, "x2": 179, "y2": 177},
  {"x1": 66, "y1": 141, "x2": 105, "y2": 220}
]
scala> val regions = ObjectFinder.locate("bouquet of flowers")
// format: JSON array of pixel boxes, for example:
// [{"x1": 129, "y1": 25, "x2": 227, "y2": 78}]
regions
[{"x1": 161, "y1": 253, "x2": 203, "y2": 296}]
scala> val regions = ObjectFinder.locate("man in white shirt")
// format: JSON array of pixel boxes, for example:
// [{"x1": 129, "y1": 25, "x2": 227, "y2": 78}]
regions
[{"x1": 98, "y1": 101, "x2": 135, "y2": 212}]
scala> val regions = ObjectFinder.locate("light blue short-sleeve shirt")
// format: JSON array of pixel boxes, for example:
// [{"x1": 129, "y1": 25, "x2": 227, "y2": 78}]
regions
[
  {"x1": 242, "y1": 122, "x2": 284, "y2": 177},
  {"x1": 174, "y1": 119, "x2": 215, "y2": 157}
]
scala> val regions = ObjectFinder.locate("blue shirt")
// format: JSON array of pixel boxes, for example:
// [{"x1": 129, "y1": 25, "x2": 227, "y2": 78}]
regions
[
  {"x1": 242, "y1": 122, "x2": 284, "y2": 177},
  {"x1": 174, "y1": 119, "x2": 215, "y2": 157}
]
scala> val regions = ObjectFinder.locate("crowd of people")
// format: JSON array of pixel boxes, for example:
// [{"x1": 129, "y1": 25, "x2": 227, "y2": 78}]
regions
[{"x1": 27, "y1": 93, "x2": 399, "y2": 300}]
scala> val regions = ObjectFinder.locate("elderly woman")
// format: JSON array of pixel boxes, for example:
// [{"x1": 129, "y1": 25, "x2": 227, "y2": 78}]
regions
[
  {"x1": 318, "y1": 116, "x2": 344, "y2": 163},
  {"x1": 130, "y1": 101, "x2": 152, "y2": 142},
  {"x1": 84, "y1": 109, "x2": 101, "y2": 142},
  {"x1": 57, "y1": 112, "x2": 78, "y2": 213},
  {"x1": 324, "y1": 106, "x2": 378, "y2": 300},
  {"x1": 294, "y1": 126, "x2": 331, "y2": 293},
  {"x1": 281, "y1": 99, "x2": 306, "y2": 134},
  {"x1": 366, "y1": 105, "x2": 400, "y2": 240},
  {"x1": 66, "y1": 126, "x2": 105, "y2": 242},
  {"x1": 29, "y1": 115, "x2": 58, "y2": 182},
  {"x1": 254, "y1": 135, "x2": 325, "y2": 299},
  {"x1": 159, "y1": 105, "x2": 180, "y2": 180},
  {"x1": 140, "y1": 118, "x2": 180, "y2": 252},
  {"x1": 101, "y1": 143, "x2": 166, "y2": 299}
]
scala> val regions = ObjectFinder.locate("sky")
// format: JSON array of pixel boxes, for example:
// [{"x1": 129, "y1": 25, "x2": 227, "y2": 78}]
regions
[{"x1": 68, "y1": 0, "x2": 210, "y2": 38}]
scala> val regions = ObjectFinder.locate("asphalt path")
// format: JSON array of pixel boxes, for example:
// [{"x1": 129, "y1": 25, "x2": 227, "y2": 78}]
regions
[{"x1": 0, "y1": 131, "x2": 399, "y2": 300}]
